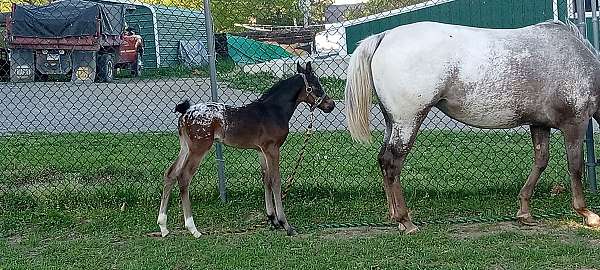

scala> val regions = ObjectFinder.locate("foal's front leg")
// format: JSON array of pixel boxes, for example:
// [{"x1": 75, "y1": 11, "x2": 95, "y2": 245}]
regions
[
  {"x1": 259, "y1": 152, "x2": 278, "y2": 228},
  {"x1": 265, "y1": 146, "x2": 297, "y2": 236}
]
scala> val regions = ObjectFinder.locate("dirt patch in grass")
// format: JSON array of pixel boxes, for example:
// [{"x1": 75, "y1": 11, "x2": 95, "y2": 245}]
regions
[
  {"x1": 588, "y1": 238, "x2": 600, "y2": 247},
  {"x1": 7, "y1": 234, "x2": 23, "y2": 245},
  {"x1": 449, "y1": 221, "x2": 552, "y2": 240},
  {"x1": 449, "y1": 220, "x2": 600, "y2": 247}
]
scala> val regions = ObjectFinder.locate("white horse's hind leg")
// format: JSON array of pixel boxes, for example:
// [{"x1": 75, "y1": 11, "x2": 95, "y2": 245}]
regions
[{"x1": 378, "y1": 110, "x2": 429, "y2": 234}]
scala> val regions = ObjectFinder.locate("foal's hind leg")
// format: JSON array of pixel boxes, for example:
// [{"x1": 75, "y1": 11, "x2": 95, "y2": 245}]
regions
[
  {"x1": 378, "y1": 113, "x2": 428, "y2": 234},
  {"x1": 562, "y1": 124, "x2": 600, "y2": 227},
  {"x1": 516, "y1": 126, "x2": 550, "y2": 225},
  {"x1": 178, "y1": 142, "x2": 212, "y2": 238},
  {"x1": 157, "y1": 136, "x2": 190, "y2": 237},
  {"x1": 259, "y1": 151, "x2": 277, "y2": 228}
]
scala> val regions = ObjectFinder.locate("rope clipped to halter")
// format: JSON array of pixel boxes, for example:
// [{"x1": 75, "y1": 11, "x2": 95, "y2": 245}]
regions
[
  {"x1": 282, "y1": 112, "x2": 313, "y2": 200},
  {"x1": 282, "y1": 76, "x2": 317, "y2": 200}
]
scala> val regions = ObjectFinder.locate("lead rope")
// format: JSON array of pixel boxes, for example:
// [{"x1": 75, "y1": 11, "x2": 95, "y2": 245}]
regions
[{"x1": 282, "y1": 107, "x2": 315, "y2": 200}]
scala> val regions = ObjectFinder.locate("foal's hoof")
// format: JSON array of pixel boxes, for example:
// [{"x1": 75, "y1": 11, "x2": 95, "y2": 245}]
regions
[
  {"x1": 399, "y1": 221, "x2": 419, "y2": 234},
  {"x1": 160, "y1": 228, "x2": 170, "y2": 237},
  {"x1": 286, "y1": 226, "x2": 298, "y2": 236},
  {"x1": 267, "y1": 215, "x2": 281, "y2": 229},
  {"x1": 517, "y1": 216, "x2": 538, "y2": 226}
]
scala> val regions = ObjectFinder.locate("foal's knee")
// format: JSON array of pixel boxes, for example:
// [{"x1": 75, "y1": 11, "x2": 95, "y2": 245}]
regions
[{"x1": 164, "y1": 158, "x2": 185, "y2": 181}]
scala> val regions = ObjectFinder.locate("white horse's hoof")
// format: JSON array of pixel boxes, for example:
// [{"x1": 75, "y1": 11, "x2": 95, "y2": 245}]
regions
[
  {"x1": 404, "y1": 226, "x2": 419, "y2": 234},
  {"x1": 585, "y1": 212, "x2": 600, "y2": 227}
]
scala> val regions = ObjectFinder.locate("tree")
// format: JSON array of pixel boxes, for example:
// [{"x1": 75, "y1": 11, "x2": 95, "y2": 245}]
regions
[
  {"x1": 1, "y1": 0, "x2": 330, "y2": 33},
  {"x1": 1, "y1": 0, "x2": 52, "y2": 12},
  {"x1": 210, "y1": 0, "x2": 303, "y2": 32}
]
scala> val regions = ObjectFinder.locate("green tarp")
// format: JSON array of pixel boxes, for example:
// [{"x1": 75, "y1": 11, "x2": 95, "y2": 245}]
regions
[{"x1": 227, "y1": 34, "x2": 292, "y2": 64}]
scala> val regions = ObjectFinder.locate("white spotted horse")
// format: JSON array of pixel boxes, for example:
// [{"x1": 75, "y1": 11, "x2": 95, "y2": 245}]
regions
[{"x1": 345, "y1": 20, "x2": 600, "y2": 233}]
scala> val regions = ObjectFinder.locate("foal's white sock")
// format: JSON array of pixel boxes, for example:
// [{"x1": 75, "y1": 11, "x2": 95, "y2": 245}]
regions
[
  {"x1": 157, "y1": 213, "x2": 169, "y2": 237},
  {"x1": 185, "y1": 217, "x2": 202, "y2": 238}
]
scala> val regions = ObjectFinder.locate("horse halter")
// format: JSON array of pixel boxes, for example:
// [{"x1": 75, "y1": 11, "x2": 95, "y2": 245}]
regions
[{"x1": 299, "y1": 73, "x2": 326, "y2": 111}]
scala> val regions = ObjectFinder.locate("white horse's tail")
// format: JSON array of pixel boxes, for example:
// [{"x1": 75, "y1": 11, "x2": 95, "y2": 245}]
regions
[{"x1": 345, "y1": 32, "x2": 385, "y2": 143}]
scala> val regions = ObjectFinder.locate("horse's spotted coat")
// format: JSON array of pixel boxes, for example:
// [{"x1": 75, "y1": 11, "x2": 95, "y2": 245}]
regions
[{"x1": 345, "y1": 20, "x2": 600, "y2": 233}]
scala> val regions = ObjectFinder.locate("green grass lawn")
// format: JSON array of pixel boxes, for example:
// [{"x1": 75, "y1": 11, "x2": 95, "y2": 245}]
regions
[
  {"x1": 2, "y1": 130, "x2": 600, "y2": 268},
  {"x1": 2, "y1": 205, "x2": 600, "y2": 269}
]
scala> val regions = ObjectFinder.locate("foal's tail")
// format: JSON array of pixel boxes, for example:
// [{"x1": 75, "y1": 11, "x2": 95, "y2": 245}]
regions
[
  {"x1": 345, "y1": 32, "x2": 385, "y2": 143},
  {"x1": 174, "y1": 99, "x2": 191, "y2": 114}
]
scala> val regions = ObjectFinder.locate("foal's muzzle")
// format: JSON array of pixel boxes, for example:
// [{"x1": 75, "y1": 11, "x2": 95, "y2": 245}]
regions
[{"x1": 318, "y1": 97, "x2": 335, "y2": 113}]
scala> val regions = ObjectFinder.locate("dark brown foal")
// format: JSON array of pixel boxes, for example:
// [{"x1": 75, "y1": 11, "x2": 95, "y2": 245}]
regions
[{"x1": 157, "y1": 62, "x2": 335, "y2": 237}]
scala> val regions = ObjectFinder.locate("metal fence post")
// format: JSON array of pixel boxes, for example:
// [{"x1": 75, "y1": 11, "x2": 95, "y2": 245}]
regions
[
  {"x1": 592, "y1": 0, "x2": 599, "y2": 49},
  {"x1": 203, "y1": 0, "x2": 227, "y2": 201},
  {"x1": 576, "y1": 0, "x2": 598, "y2": 192}
]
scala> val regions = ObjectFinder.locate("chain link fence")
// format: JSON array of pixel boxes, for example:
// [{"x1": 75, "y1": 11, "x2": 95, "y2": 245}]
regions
[{"x1": 1, "y1": 0, "x2": 599, "y2": 216}]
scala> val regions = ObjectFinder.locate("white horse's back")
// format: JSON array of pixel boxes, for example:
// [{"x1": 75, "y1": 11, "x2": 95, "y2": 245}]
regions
[{"x1": 364, "y1": 21, "x2": 600, "y2": 131}]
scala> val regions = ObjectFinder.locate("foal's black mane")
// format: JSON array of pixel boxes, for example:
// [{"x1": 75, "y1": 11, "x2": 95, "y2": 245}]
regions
[{"x1": 253, "y1": 74, "x2": 303, "y2": 104}]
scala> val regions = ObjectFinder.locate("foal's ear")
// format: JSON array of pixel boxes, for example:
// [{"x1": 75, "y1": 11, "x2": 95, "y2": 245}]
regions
[
  {"x1": 306, "y1": 61, "x2": 313, "y2": 73},
  {"x1": 296, "y1": 62, "x2": 305, "y2": 73}
]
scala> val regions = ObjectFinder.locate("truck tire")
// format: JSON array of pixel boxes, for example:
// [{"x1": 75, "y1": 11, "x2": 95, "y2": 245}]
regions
[
  {"x1": 131, "y1": 52, "x2": 142, "y2": 77},
  {"x1": 34, "y1": 71, "x2": 49, "y2": 82},
  {"x1": 97, "y1": 53, "x2": 114, "y2": 82}
]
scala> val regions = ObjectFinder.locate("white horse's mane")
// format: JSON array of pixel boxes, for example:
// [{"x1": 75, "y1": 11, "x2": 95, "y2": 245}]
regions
[{"x1": 547, "y1": 19, "x2": 600, "y2": 59}]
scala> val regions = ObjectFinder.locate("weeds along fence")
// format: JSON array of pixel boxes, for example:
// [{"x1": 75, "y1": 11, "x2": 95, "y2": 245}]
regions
[{"x1": 1, "y1": 0, "x2": 600, "y2": 219}]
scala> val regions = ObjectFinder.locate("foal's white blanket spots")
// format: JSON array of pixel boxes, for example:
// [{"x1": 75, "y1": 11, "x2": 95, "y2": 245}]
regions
[{"x1": 182, "y1": 102, "x2": 228, "y2": 140}]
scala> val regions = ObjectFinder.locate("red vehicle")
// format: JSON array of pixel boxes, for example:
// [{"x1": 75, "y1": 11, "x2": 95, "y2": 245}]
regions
[
  {"x1": 6, "y1": 0, "x2": 143, "y2": 82},
  {"x1": 120, "y1": 27, "x2": 144, "y2": 78}
]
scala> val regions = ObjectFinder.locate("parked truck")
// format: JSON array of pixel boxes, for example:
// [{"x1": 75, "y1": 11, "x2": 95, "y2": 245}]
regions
[{"x1": 5, "y1": 0, "x2": 143, "y2": 83}]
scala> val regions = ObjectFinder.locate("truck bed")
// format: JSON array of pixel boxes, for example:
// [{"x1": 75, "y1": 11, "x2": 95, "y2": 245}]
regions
[{"x1": 9, "y1": 35, "x2": 123, "y2": 50}]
